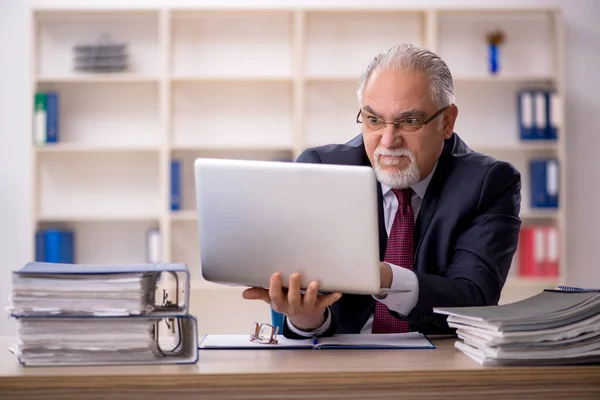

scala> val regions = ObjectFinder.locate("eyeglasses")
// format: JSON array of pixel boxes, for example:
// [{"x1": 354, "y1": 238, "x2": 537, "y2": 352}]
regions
[
  {"x1": 356, "y1": 106, "x2": 449, "y2": 135},
  {"x1": 250, "y1": 321, "x2": 279, "y2": 345}
]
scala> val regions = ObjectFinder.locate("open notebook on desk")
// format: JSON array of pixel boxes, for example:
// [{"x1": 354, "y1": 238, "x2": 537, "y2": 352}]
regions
[{"x1": 199, "y1": 332, "x2": 435, "y2": 350}]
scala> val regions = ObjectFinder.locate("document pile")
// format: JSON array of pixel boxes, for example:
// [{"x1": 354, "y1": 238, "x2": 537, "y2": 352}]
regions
[
  {"x1": 434, "y1": 287, "x2": 600, "y2": 366},
  {"x1": 8, "y1": 262, "x2": 198, "y2": 366}
]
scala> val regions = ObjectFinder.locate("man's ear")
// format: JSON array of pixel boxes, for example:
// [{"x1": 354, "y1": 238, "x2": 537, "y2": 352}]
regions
[{"x1": 442, "y1": 104, "x2": 458, "y2": 139}]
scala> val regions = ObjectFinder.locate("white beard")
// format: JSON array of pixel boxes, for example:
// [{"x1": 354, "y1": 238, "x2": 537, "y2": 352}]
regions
[{"x1": 373, "y1": 147, "x2": 421, "y2": 189}]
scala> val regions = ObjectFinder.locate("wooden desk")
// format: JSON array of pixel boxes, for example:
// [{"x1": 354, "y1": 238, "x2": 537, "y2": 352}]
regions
[{"x1": 1, "y1": 337, "x2": 599, "y2": 400}]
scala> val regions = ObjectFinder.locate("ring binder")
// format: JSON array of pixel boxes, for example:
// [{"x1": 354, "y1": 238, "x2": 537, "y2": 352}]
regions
[{"x1": 9, "y1": 262, "x2": 198, "y2": 366}]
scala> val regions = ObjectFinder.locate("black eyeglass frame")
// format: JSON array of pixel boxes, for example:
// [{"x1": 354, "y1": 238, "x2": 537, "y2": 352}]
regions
[{"x1": 356, "y1": 105, "x2": 450, "y2": 132}]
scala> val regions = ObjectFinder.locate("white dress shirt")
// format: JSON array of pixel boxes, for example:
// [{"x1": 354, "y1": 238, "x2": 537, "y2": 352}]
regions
[{"x1": 287, "y1": 163, "x2": 437, "y2": 336}]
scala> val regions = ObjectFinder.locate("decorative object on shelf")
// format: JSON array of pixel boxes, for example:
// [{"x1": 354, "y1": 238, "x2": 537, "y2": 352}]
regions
[
  {"x1": 73, "y1": 34, "x2": 128, "y2": 73},
  {"x1": 486, "y1": 30, "x2": 505, "y2": 75}
]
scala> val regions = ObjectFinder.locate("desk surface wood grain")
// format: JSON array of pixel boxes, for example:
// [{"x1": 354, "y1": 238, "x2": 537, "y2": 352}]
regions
[{"x1": 1, "y1": 336, "x2": 600, "y2": 400}]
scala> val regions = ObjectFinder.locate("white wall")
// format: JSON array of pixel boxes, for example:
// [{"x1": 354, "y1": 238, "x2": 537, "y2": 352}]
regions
[{"x1": 1, "y1": 0, "x2": 599, "y2": 336}]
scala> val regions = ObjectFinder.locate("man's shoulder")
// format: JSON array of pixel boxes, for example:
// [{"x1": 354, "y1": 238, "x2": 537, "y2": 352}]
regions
[
  {"x1": 455, "y1": 150, "x2": 520, "y2": 181},
  {"x1": 296, "y1": 134, "x2": 367, "y2": 166},
  {"x1": 447, "y1": 133, "x2": 520, "y2": 180}
]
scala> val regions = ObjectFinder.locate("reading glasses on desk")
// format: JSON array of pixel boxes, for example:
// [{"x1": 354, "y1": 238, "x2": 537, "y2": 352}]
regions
[{"x1": 250, "y1": 321, "x2": 279, "y2": 345}]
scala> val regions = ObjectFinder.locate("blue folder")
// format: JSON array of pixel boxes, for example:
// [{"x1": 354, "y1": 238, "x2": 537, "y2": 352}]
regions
[{"x1": 530, "y1": 158, "x2": 559, "y2": 208}]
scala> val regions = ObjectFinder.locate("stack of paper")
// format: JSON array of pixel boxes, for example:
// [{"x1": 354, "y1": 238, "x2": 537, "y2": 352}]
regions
[
  {"x1": 10, "y1": 272, "x2": 158, "y2": 316},
  {"x1": 434, "y1": 288, "x2": 600, "y2": 366},
  {"x1": 12, "y1": 318, "x2": 160, "y2": 365}
]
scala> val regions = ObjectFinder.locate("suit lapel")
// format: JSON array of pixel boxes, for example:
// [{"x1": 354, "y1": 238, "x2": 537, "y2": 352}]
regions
[
  {"x1": 376, "y1": 181, "x2": 387, "y2": 260},
  {"x1": 413, "y1": 140, "x2": 453, "y2": 263}
]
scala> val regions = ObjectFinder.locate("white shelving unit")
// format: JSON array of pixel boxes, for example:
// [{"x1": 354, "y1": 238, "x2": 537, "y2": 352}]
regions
[{"x1": 30, "y1": 6, "x2": 565, "y2": 333}]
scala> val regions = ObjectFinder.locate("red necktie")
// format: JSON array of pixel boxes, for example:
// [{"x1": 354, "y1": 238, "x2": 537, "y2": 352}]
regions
[{"x1": 372, "y1": 188, "x2": 414, "y2": 334}]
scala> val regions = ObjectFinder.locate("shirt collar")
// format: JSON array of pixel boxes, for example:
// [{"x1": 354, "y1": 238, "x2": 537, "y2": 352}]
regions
[{"x1": 380, "y1": 162, "x2": 438, "y2": 200}]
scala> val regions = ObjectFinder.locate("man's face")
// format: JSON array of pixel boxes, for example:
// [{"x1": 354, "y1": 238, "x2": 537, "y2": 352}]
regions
[{"x1": 360, "y1": 68, "x2": 457, "y2": 188}]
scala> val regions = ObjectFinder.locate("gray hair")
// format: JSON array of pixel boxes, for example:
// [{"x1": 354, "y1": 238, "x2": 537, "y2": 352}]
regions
[{"x1": 357, "y1": 43, "x2": 455, "y2": 109}]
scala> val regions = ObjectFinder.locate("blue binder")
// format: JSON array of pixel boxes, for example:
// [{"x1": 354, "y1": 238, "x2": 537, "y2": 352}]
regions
[
  {"x1": 171, "y1": 160, "x2": 181, "y2": 211},
  {"x1": 35, "y1": 229, "x2": 74, "y2": 263},
  {"x1": 45, "y1": 92, "x2": 59, "y2": 143},
  {"x1": 518, "y1": 89, "x2": 559, "y2": 141},
  {"x1": 518, "y1": 90, "x2": 535, "y2": 140},
  {"x1": 530, "y1": 158, "x2": 559, "y2": 208},
  {"x1": 35, "y1": 231, "x2": 45, "y2": 262},
  {"x1": 546, "y1": 90, "x2": 559, "y2": 140}
]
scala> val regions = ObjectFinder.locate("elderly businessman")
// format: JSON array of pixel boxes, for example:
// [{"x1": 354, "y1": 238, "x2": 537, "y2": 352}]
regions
[{"x1": 243, "y1": 43, "x2": 521, "y2": 337}]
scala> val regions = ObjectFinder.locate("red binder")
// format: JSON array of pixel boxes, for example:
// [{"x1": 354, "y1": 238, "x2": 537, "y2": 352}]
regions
[
  {"x1": 519, "y1": 226, "x2": 544, "y2": 276},
  {"x1": 518, "y1": 225, "x2": 559, "y2": 277}
]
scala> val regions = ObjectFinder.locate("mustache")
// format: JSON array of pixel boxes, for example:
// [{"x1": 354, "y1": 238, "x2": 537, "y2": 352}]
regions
[{"x1": 374, "y1": 147, "x2": 414, "y2": 158}]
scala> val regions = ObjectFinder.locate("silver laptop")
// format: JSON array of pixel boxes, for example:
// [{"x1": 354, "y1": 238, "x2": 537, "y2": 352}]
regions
[{"x1": 193, "y1": 158, "x2": 382, "y2": 295}]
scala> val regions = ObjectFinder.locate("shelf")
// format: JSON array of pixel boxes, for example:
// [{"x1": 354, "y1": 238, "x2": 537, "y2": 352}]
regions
[
  {"x1": 520, "y1": 209, "x2": 560, "y2": 220},
  {"x1": 28, "y1": 7, "x2": 566, "y2": 304},
  {"x1": 171, "y1": 10, "x2": 293, "y2": 78},
  {"x1": 305, "y1": 76, "x2": 359, "y2": 82},
  {"x1": 171, "y1": 76, "x2": 292, "y2": 83},
  {"x1": 190, "y1": 280, "x2": 246, "y2": 291},
  {"x1": 305, "y1": 81, "x2": 361, "y2": 147},
  {"x1": 171, "y1": 80, "x2": 293, "y2": 149},
  {"x1": 37, "y1": 219, "x2": 160, "y2": 265},
  {"x1": 37, "y1": 152, "x2": 161, "y2": 219},
  {"x1": 35, "y1": 10, "x2": 160, "y2": 77},
  {"x1": 506, "y1": 276, "x2": 559, "y2": 288},
  {"x1": 36, "y1": 81, "x2": 161, "y2": 147},
  {"x1": 471, "y1": 141, "x2": 559, "y2": 153},
  {"x1": 452, "y1": 79, "x2": 556, "y2": 149},
  {"x1": 438, "y1": 11, "x2": 556, "y2": 79},
  {"x1": 36, "y1": 74, "x2": 160, "y2": 83},
  {"x1": 171, "y1": 211, "x2": 197, "y2": 222},
  {"x1": 38, "y1": 214, "x2": 161, "y2": 222},
  {"x1": 305, "y1": 10, "x2": 424, "y2": 78},
  {"x1": 453, "y1": 75, "x2": 556, "y2": 83},
  {"x1": 35, "y1": 143, "x2": 160, "y2": 153},
  {"x1": 305, "y1": 75, "x2": 556, "y2": 84},
  {"x1": 170, "y1": 144, "x2": 294, "y2": 153}
]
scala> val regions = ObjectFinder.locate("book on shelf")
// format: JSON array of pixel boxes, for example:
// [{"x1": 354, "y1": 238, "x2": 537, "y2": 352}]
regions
[
  {"x1": 433, "y1": 287, "x2": 600, "y2": 366},
  {"x1": 8, "y1": 261, "x2": 198, "y2": 366},
  {"x1": 33, "y1": 91, "x2": 59, "y2": 146},
  {"x1": 518, "y1": 225, "x2": 559, "y2": 277},
  {"x1": 530, "y1": 158, "x2": 559, "y2": 208},
  {"x1": 171, "y1": 160, "x2": 181, "y2": 211},
  {"x1": 518, "y1": 89, "x2": 559, "y2": 141}
]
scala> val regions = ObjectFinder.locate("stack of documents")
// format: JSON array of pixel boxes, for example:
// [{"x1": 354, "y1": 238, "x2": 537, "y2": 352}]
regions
[
  {"x1": 8, "y1": 262, "x2": 199, "y2": 366},
  {"x1": 10, "y1": 271, "x2": 158, "y2": 316},
  {"x1": 434, "y1": 287, "x2": 600, "y2": 366},
  {"x1": 13, "y1": 318, "x2": 160, "y2": 365}
]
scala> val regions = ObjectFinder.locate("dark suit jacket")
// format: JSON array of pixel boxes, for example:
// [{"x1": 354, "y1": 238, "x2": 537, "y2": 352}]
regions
[{"x1": 283, "y1": 132, "x2": 522, "y2": 337}]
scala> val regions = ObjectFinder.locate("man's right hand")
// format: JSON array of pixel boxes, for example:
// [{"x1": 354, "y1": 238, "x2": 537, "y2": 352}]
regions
[{"x1": 242, "y1": 272, "x2": 342, "y2": 331}]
